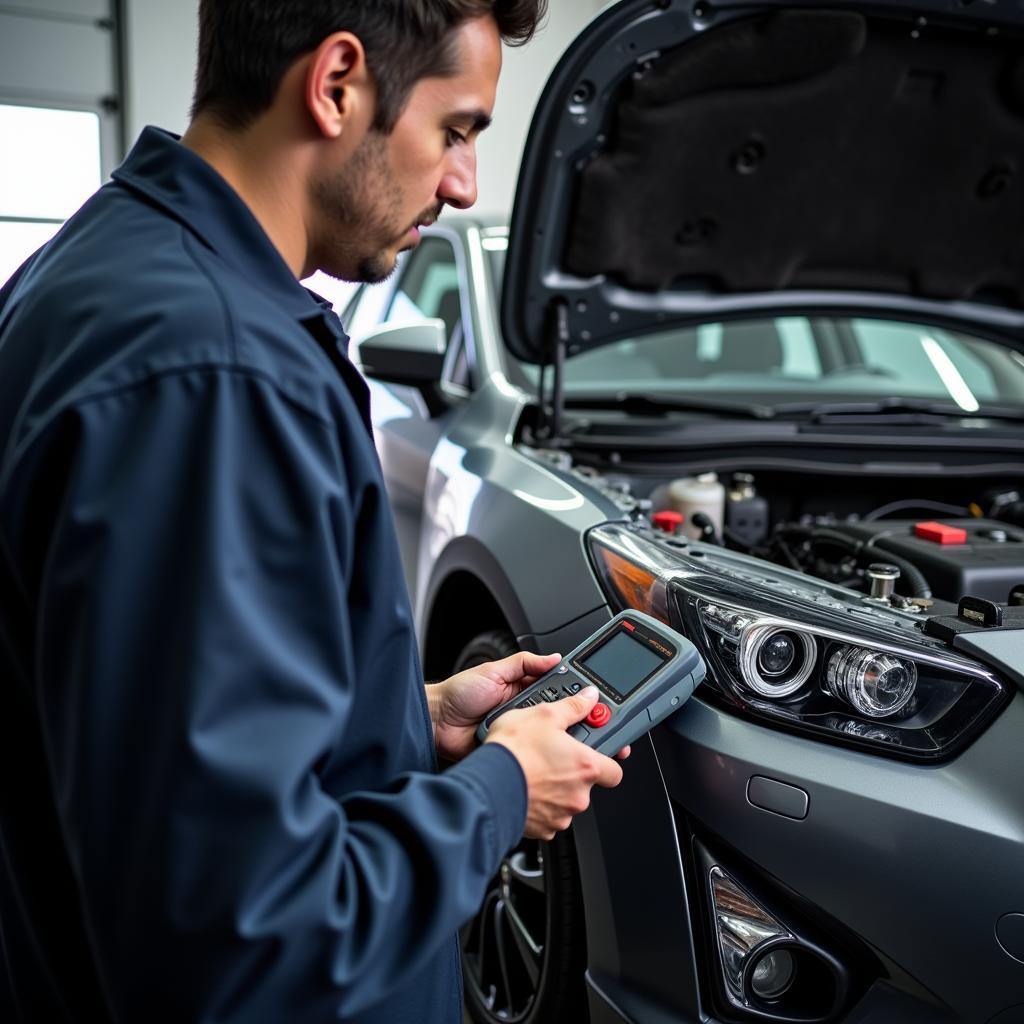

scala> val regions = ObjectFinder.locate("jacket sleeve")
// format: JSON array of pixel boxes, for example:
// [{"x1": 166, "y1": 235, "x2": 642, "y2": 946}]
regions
[{"x1": 31, "y1": 367, "x2": 527, "y2": 1020}]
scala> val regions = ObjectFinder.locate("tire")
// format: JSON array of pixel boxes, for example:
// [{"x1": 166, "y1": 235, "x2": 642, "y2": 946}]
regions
[{"x1": 453, "y1": 630, "x2": 589, "y2": 1024}]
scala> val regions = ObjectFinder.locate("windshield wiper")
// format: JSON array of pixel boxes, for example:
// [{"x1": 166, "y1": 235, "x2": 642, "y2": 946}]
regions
[
  {"x1": 774, "y1": 397, "x2": 1024, "y2": 424},
  {"x1": 564, "y1": 391, "x2": 777, "y2": 420}
]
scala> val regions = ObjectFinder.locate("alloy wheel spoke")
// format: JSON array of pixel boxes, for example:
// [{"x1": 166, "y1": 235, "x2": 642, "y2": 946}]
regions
[
  {"x1": 503, "y1": 898, "x2": 542, "y2": 986},
  {"x1": 493, "y1": 899, "x2": 517, "y2": 1013},
  {"x1": 467, "y1": 890, "x2": 498, "y2": 989},
  {"x1": 462, "y1": 833, "x2": 551, "y2": 1019}
]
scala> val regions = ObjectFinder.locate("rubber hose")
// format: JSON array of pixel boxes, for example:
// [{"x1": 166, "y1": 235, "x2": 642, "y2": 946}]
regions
[{"x1": 808, "y1": 529, "x2": 933, "y2": 599}]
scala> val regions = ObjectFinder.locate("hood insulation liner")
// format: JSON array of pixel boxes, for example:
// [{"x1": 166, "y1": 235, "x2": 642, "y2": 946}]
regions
[{"x1": 565, "y1": 9, "x2": 1024, "y2": 307}]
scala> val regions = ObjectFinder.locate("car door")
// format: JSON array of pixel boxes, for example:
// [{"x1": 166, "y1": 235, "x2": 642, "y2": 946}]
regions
[{"x1": 347, "y1": 231, "x2": 473, "y2": 597}]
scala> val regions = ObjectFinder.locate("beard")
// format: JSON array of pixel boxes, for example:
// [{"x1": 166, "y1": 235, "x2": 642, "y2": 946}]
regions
[{"x1": 310, "y1": 130, "x2": 434, "y2": 284}]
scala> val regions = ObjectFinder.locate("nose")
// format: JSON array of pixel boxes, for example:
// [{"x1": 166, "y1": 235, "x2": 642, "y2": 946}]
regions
[{"x1": 438, "y1": 144, "x2": 478, "y2": 211}]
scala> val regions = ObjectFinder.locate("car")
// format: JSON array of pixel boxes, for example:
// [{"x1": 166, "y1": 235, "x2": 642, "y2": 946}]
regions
[{"x1": 339, "y1": 1, "x2": 1024, "y2": 1021}]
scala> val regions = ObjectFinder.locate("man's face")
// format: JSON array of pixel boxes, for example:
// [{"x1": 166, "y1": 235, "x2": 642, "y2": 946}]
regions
[{"x1": 310, "y1": 16, "x2": 501, "y2": 283}]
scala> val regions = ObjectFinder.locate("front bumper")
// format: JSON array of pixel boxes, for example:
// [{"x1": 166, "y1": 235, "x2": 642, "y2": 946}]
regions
[{"x1": 649, "y1": 692, "x2": 1024, "y2": 1021}]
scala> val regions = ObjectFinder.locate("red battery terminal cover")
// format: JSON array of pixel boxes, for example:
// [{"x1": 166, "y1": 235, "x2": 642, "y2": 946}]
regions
[{"x1": 914, "y1": 521, "x2": 968, "y2": 545}]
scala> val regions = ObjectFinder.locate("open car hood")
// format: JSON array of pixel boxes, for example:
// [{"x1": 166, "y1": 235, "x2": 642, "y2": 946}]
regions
[{"x1": 501, "y1": 0, "x2": 1024, "y2": 365}]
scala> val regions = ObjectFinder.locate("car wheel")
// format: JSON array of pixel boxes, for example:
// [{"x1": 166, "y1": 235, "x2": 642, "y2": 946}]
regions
[{"x1": 453, "y1": 630, "x2": 589, "y2": 1024}]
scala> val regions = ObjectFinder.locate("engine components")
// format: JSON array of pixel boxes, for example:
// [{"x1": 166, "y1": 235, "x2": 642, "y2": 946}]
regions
[
  {"x1": 819, "y1": 519, "x2": 1024, "y2": 603},
  {"x1": 665, "y1": 473, "x2": 725, "y2": 540},
  {"x1": 726, "y1": 472, "x2": 770, "y2": 548},
  {"x1": 866, "y1": 563, "x2": 900, "y2": 602}
]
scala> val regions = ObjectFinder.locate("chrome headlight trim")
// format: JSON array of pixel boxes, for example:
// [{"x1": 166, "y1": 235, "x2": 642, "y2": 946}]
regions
[{"x1": 738, "y1": 623, "x2": 817, "y2": 698}]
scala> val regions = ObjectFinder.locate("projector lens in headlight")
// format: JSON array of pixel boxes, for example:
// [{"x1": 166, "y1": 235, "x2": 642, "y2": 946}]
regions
[
  {"x1": 826, "y1": 647, "x2": 917, "y2": 718},
  {"x1": 758, "y1": 632, "x2": 797, "y2": 675},
  {"x1": 740, "y1": 625, "x2": 816, "y2": 697}
]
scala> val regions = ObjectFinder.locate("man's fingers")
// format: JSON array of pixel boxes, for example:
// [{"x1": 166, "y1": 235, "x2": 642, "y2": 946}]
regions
[
  {"x1": 553, "y1": 685, "x2": 600, "y2": 725},
  {"x1": 592, "y1": 753, "x2": 624, "y2": 789},
  {"x1": 508, "y1": 650, "x2": 561, "y2": 683},
  {"x1": 615, "y1": 745, "x2": 631, "y2": 761}
]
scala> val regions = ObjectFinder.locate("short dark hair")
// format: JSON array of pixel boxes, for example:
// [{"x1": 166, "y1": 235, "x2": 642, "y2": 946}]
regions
[{"x1": 192, "y1": 0, "x2": 547, "y2": 132}]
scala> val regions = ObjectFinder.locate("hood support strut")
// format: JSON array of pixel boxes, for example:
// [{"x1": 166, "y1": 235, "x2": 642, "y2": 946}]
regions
[{"x1": 543, "y1": 298, "x2": 569, "y2": 443}]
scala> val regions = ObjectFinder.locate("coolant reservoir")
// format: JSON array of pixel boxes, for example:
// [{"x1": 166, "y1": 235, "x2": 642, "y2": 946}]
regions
[{"x1": 666, "y1": 473, "x2": 725, "y2": 540}]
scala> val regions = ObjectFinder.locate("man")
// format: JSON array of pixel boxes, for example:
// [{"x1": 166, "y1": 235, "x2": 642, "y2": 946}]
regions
[{"x1": 0, "y1": 2, "x2": 628, "y2": 1022}]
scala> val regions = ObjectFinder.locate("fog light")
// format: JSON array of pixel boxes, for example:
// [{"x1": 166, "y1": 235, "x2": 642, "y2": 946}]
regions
[
  {"x1": 826, "y1": 647, "x2": 917, "y2": 718},
  {"x1": 749, "y1": 948, "x2": 796, "y2": 1001},
  {"x1": 709, "y1": 867, "x2": 792, "y2": 1009}
]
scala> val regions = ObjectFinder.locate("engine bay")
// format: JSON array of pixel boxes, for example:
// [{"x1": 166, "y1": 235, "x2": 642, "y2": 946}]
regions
[{"x1": 525, "y1": 446, "x2": 1024, "y2": 610}]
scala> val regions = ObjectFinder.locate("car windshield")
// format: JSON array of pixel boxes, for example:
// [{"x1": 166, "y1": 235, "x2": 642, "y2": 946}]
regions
[{"x1": 484, "y1": 238, "x2": 1024, "y2": 414}]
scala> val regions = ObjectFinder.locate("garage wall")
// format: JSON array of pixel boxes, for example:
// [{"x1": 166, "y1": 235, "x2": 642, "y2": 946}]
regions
[
  {"x1": 120, "y1": 1, "x2": 605, "y2": 215},
  {"x1": 123, "y1": 0, "x2": 199, "y2": 143},
  {"x1": 476, "y1": 0, "x2": 607, "y2": 220}
]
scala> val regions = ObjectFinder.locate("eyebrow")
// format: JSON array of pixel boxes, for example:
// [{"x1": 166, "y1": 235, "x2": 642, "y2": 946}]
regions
[{"x1": 452, "y1": 109, "x2": 493, "y2": 135}]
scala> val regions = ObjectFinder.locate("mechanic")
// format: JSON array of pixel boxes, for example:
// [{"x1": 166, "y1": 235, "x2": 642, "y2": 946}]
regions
[{"x1": 0, "y1": 2, "x2": 628, "y2": 1021}]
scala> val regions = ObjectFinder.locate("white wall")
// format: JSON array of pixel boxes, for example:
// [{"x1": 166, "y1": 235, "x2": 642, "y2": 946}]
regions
[
  {"x1": 121, "y1": 1, "x2": 601, "y2": 213},
  {"x1": 124, "y1": 0, "x2": 199, "y2": 144},
  {"x1": 476, "y1": 0, "x2": 607, "y2": 221}
]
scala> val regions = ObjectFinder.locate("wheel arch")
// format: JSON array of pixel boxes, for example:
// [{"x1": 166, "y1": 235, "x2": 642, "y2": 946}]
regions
[{"x1": 420, "y1": 537, "x2": 534, "y2": 678}]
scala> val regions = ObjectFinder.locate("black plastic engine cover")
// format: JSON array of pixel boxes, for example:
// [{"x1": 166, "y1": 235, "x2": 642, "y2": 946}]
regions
[{"x1": 825, "y1": 518, "x2": 1024, "y2": 603}]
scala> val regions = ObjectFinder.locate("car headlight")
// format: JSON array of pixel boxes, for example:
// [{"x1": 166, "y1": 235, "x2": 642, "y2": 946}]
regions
[{"x1": 587, "y1": 523, "x2": 1009, "y2": 762}]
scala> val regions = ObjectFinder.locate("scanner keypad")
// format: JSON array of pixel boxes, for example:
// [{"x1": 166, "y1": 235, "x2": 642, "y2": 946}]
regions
[{"x1": 515, "y1": 674, "x2": 586, "y2": 709}]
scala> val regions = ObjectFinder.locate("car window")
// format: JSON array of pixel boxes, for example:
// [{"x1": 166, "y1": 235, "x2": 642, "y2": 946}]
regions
[
  {"x1": 386, "y1": 236, "x2": 471, "y2": 390},
  {"x1": 852, "y1": 319, "x2": 1000, "y2": 403},
  {"x1": 344, "y1": 278, "x2": 394, "y2": 347},
  {"x1": 485, "y1": 242, "x2": 1024, "y2": 410}
]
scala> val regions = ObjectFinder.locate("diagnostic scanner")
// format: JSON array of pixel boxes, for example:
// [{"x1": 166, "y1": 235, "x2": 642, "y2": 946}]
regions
[{"x1": 476, "y1": 611, "x2": 706, "y2": 756}]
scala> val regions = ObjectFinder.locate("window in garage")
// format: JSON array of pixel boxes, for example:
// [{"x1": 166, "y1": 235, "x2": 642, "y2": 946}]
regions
[
  {"x1": 0, "y1": 103, "x2": 104, "y2": 283},
  {"x1": 0, "y1": 0, "x2": 122, "y2": 285}
]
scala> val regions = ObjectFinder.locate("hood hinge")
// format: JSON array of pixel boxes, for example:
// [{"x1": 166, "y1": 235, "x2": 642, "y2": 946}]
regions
[{"x1": 542, "y1": 298, "x2": 570, "y2": 443}]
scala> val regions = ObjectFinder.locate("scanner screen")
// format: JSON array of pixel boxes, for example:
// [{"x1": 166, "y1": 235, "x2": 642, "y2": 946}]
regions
[{"x1": 580, "y1": 630, "x2": 666, "y2": 698}]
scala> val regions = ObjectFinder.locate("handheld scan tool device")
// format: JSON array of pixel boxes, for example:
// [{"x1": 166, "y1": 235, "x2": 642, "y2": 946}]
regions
[{"x1": 477, "y1": 610, "x2": 706, "y2": 756}]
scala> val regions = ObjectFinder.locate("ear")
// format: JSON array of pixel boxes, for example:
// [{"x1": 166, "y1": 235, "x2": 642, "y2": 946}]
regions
[{"x1": 305, "y1": 32, "x2": 373, "y2": 140}]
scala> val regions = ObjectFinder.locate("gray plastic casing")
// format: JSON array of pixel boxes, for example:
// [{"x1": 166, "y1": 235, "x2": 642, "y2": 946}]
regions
[{"x1": 476, "y1": 610, "x2": 706, "y2": 756}]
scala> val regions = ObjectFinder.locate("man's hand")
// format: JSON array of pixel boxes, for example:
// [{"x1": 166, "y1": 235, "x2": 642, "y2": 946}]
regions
[
  {"x1": 485, "y1": 687, "x2": 625, "y2": 840},
  {"x1": 427, "y1": 651, "x2": 562, "y2": 762}
]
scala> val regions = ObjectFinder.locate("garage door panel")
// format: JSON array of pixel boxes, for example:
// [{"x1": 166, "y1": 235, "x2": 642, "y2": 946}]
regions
[
  {"x1": 0, "y1": 1, "x2": 110, "y2": 20},
  {"x1": 0, "y1": 12, "x2": 115, "y2": 100}
]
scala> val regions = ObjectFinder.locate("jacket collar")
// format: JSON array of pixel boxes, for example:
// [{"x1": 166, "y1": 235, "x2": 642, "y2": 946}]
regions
[{"x1": 112, "y1": 127, "x2": 347, "y2": 341}]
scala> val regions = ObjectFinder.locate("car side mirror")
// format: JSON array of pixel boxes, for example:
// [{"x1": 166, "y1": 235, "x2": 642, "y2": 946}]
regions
[{"x1": 358, "y1": 319, "x2": 447, "y2": 390}]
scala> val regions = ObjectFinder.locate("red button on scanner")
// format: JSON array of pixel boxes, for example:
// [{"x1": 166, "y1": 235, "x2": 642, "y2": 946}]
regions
[{"x1": 586, "y1": 703, "x2": 612, "y2": 728}]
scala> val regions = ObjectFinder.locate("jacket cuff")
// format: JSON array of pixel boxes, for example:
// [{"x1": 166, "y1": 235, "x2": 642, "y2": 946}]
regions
[{"x1": 448, "y1": 743, "x2": 528, "y2": 859}]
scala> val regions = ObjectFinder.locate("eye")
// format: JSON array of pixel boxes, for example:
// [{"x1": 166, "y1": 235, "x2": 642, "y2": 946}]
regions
[{"x1": 446, "y1": 128, "x2": 467, "y2": 147}]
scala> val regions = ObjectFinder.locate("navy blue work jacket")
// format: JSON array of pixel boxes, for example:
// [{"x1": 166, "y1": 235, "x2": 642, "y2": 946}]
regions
[{"x1": 0, "y1": 128, "x2": 527, "y2": 1023}]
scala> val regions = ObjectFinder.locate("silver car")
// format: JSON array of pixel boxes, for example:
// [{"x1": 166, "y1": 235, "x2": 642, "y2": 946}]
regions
[{"x1": 342, "y1": 1, "x2": 1024, "y2": 1021}]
